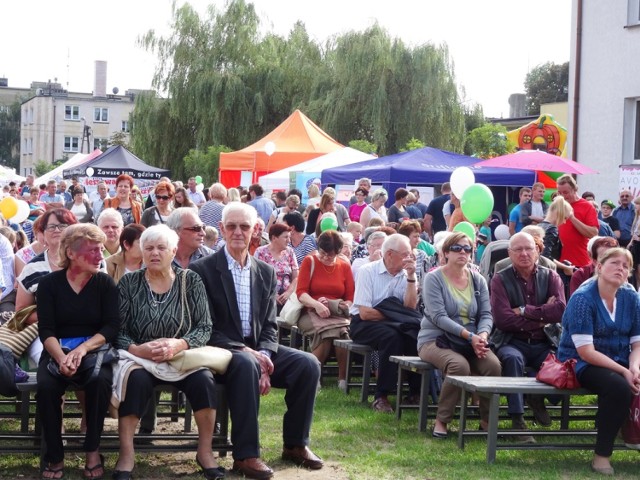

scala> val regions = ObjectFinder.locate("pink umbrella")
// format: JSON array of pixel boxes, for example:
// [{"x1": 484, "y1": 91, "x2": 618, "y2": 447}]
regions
[{"x1": 473, "y1": 150, "x2": 598, "y2": 175}]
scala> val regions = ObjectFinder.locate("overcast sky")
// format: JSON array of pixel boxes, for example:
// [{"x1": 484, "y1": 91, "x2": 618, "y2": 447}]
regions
[{"x1": 1, "y1": 0, "x2": 571, "y2": 118}]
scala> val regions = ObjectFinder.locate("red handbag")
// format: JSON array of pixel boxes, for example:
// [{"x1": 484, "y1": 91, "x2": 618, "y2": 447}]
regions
[
  {"x1": 621, "y1": 394, "x2": 640, "y2": 449},
  {"x1": 536, "y1": 353, "x2": 581, "y2": 389}
]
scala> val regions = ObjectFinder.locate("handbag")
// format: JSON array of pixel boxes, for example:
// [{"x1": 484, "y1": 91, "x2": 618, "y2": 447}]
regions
[
  {"x1": 280, "y1": 256, "x2": 316, "y2": 326},
  {"x1": 47, "y1": 343, "x2": 119, "y2": 388},
  {"x1": 169, "y1": 346, "x2": 232, "y2": 374},
  {"x1": 535, "y1": 352, "x2": 580, "y2": 389},
  {"x1": 621, "y1": 394, "x2": 640, "y2": 450},
  {"x1": 0, "y1": 323, "x2": 39, "y2": 359}
]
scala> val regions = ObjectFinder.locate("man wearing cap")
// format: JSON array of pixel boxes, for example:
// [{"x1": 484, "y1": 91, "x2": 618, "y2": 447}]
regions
[
  {"x1": 598, "y1": 200, "x2": 620, "y2": 239},
  {"x1": 613, "y1": 190, "x2": 634, "y2": 247}
]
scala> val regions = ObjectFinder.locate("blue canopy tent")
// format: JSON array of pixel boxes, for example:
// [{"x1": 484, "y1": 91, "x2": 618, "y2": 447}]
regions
[{"x1": 321, "y1": 146, "x2": 536, "y2": 224}]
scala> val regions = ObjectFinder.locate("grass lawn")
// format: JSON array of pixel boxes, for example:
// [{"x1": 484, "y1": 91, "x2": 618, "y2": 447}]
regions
[{"x1": 1, "y1": 385, "x2": 639, "y2": 479}]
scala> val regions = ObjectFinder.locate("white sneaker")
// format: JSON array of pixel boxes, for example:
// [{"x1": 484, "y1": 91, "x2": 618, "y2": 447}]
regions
[{"x1": 338, "y1": 380, "x2": 347, "y2": 393}]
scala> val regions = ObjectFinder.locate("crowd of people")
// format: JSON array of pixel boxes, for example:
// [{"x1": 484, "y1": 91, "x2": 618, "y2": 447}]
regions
[{"x1": 0, "y1": 172, "x2": 639, "y2": 478}]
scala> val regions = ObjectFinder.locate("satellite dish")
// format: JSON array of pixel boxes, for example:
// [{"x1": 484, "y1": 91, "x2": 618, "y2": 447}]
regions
[
  {"x1": 36, "y1": 88, "x2": 43, "y2": 96},
  {"x1": 112, "y1": 87, "x2": 119, "y2": 95}
]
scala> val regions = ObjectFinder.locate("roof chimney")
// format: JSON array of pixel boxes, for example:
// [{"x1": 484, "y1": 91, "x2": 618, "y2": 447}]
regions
[{"x1": 94, "y1": 61, "x2": 107, "y2": 97}]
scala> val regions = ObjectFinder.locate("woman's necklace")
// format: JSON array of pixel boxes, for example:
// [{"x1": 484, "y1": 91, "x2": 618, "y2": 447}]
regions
[
  {"x1": 145, "y1": 273, "x2": 175, "y2": 307},
  {"x1": 320, "y1": 260, "x2": 336, "y2": 274}
]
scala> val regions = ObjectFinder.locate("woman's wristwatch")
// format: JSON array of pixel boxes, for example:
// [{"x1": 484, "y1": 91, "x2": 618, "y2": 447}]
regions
[{"x1": 467, "y1": 332, "x2": 474, "y2": 344}]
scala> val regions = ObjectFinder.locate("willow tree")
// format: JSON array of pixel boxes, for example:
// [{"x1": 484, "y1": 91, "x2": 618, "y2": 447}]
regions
[
  {"x1": 315, "y1": 25, "x2": 466, "y2": 155},
  {"x1": 133, "y1": 0, "x2": 324, "y2": 175}
]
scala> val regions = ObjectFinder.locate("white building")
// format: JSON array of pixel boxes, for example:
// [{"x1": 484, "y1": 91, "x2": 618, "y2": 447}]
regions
[
  {"x1": 19, "y1": 61, "x2": 138, "y2": 176},
  {"x1": 568, "y1": 0, "x2": 640, "y2": 199}
]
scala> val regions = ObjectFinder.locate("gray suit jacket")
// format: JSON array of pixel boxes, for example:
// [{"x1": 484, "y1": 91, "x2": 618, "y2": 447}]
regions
[{"x1": 190, "y1": 249, "x2": 279, "y2": 354}]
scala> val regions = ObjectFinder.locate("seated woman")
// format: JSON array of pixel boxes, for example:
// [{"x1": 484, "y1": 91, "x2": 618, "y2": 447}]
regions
[
  {"x1": 418, "y1": 232, "x2": 501, "y2": 438},
  {"x1": 297, "y1": 230, "x2": 354, "y2": 392},
  {"x1": 254, "y1": 223, "x2": 299, "y2": 315},
  {"x1": 569, "y1": 236, "x2": 619, "y2": 296},
  {"x1": 17, "y1": 209, "x2": 78, "y2": 365},
  {"x1": 36, "y1": 224, "x2": 119, "y2": 479},
  {"x1": 283, "y1": 212, "x2": 317, "y2": 267},
  {"x1": 558, "y1": 247, "x2": 640, "y2": 475},
  {"x1": 114, "y1": 225, "x2": 221, "y2": 480},
  {"x1": 65, "y1": 187, "x2": 94, "y2": 223},
  {"x1": 106, "y1": 224, "x2": 146, "y2": 283}
]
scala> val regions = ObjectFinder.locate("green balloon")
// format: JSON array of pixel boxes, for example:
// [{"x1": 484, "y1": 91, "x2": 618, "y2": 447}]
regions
[
  {"x1": 320, "y1": 216, "x2": 338, "y2": 232},
  {"x1": 195, "y1": 175, "x2": 203, "y2": 184},
  {"x1": 460, "y1": 183, "x2": 494, "y2": 224},
  {"x1": 453, "y1": 221, "x2": 476, "y2": 243}
]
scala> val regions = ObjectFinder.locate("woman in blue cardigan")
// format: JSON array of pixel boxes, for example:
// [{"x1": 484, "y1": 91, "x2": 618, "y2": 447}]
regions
[{"x1": 558, "y1": 247, "x2": 640, "y2": 475}]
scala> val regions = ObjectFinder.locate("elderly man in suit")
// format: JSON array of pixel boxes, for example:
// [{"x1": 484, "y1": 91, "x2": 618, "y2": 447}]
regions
[{"x1": 191, "y1": 202, "x2": 322, "y2": 480}]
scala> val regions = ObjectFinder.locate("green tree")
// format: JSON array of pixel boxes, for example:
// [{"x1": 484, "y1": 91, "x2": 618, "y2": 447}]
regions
[
  {"x1": 465, "y1": 123, "x2": 515, "y2": 159},
  {"x1": 524, "y1": 62, "x2": 569, "y2": 115},
  {"x1": 34, "y1": 160, "x2": 55, "y2": 177},
  {"x1": 133, "y1": 0, "x2": 468, "y2": 174},
  {"x1": 399, "y1": 138, "x2": 425, "y2": 152},
  {"x1": 108, "y1": 131, "x2": 130, "y2": 149},
  {"x1": 183, "y1": 145, "x2": 232, "y2": 186},
  {"x1": 348, "y1": 139, "x2": 377, "y2": 155},
  {"x1": 0, "y1": 100, "x2": 21, "y2": 170}
]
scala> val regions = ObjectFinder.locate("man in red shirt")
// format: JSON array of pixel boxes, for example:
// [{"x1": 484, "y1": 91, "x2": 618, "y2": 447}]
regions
[{"x1": 556, "y1": 174, "x2": 598, "y2": 268}]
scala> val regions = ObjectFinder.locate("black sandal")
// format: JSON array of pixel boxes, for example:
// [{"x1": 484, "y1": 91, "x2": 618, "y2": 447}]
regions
[
  {"x1": 196, "y1": 455, "x2": 226, "y2": 480},
  {"x1": 111, "y1": 471, "x2": 133, "y2": 480},
  {"x1": 41, "y1": 464, "x2": 64, "y2": 480},
  {"x1": 84, "y1": 454, "x2": 105, "y2": 479}
]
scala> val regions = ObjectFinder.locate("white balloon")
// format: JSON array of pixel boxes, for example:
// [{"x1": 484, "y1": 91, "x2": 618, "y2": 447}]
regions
[
  {"x1": 10, "y1": 200, "x2": 30, "y2": 224},
  {"x1": 494, "y1": 224, "x2": 511, "y2": 241},
  {"x1": 86, "y1": 167, "x2": 94, "y2": 177},
  {"x1": 450, "y1": 167, "x2": 475, "y2": 198},
  {"x1": 196, "y1": 183, "x2": 204, "y2": 192},
  {"x1": 264, "y1": 141, "x2": 276, "y2": 157}
]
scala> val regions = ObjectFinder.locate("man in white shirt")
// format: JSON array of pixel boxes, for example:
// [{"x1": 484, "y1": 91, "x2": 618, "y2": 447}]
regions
[
  {"x1": 187, "y1": 177, "x2": 206, "y2": 207},
  {"x1": 520, "y1": 182, "x2": 549, "y2": 227},
  {"x1": 349, "y1": 234, "x2": 421, "y2": 413}
]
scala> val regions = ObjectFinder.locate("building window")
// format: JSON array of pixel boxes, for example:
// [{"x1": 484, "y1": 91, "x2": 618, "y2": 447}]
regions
[
  {"x1": 64, "y1": 136, "x2": 80, "y2": 152},
  {"x1": 94, "y1": 107, "x2": 109, "y2": 122},
  {"x1": 28, "y1": 138, "x2": 33, "y2": 154},
  {"x1": 23, "y1": 138, "x2": 28, "y2": 155},
  {"x1": 94, "y1": 138, "x2": 108, "y2": 151},
  {"x1": 121, "y1": 120, "x2": 129, "y2": 132},
  {"x1": 65, "y1": 105, "x2": 80, "y2": 120},
  {"x1": 628, "y1": 0, "x2": 640, "y2": 25},
  {"x1": 29, "y1": 107, "x2": 34, "y2": 124}
]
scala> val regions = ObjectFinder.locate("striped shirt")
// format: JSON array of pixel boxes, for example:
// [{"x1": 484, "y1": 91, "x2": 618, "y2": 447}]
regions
[
  {"x1": 224, "y1": 246, "x2": 252, "y2": 337},
  {"x1": 350, "y1": 259, "x2": 408, "y2": 316},
  {"x1": 289, "y1": 234, "x2": 317, "y2": 267},
  {"x1": 199, "y1": 200, "x2": 225, "y2": 227}
]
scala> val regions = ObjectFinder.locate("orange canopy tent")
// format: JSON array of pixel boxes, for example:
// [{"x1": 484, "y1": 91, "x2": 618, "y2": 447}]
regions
[{"x1": 218, "y1": 110, "x2": 343, "y2": 187}]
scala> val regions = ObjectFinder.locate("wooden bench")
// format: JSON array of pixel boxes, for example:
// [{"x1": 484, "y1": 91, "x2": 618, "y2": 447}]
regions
[
  {"x1": 1, "y1": 373, "x2": 231, "y2": 456},
  {"x1": 333, "y1": 339, "x2": 374, "y2": 403},
  {"x1": 445, "y1": 375, "x2": 611, "y2": 463},
  {"x1": 389, "y1": 356, "x2": 439, "y2": 432}
]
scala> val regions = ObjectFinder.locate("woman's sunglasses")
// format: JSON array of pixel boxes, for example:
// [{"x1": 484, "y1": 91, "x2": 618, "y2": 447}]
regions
[
  {"x1": 449, "y1": 244, "x2": 472, "y2": 253},
  {"x1": 156, "y1": 195, "x2": 172, "y2": 200}
]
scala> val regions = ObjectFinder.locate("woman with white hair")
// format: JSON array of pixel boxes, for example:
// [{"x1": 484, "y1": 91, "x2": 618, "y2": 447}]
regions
[
  {"x1": 113, "y1": 225, "x2": 221, "y2": 480},
  {"x1": 358, "y1": 188, "x2": 388, "y2": 227}
]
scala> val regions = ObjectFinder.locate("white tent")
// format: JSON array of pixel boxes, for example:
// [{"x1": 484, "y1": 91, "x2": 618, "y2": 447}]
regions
[
  {"x1": 35, "y1": 149, "x2": 102, "y2": 185},
  {"x1": 258, "y1": 147, "x2": 376, "y2": 191},
  {"x1": 0, "y1": 165, "x2": 26, "y2": 185}
]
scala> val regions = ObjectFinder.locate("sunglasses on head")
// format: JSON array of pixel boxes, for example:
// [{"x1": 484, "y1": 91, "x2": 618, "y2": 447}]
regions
[
  {"x1": 449, "y1": 244, "x2": 472, "y2": 253},
  {"x1": 156, "y1": 195, "x2": 172, "y2": 200},
  {"x1": 183, "y1": 224, "x2": 205, "y2": 232}
]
